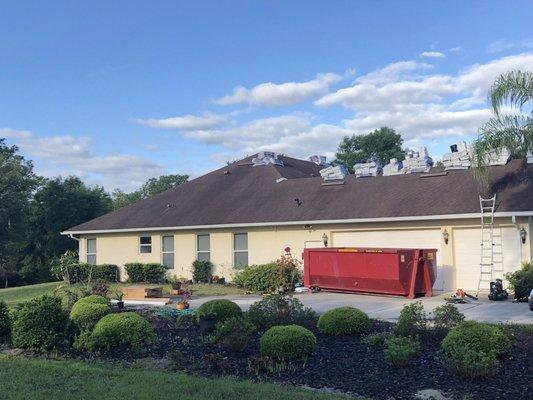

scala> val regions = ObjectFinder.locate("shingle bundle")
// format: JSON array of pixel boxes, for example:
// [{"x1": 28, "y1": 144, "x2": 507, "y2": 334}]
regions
[
  {"x1": 527, "y1": 152, "x2": 533, "y2": 164},
  {"x1": 484, "y1": 148, "x2": 511, "y2": 166},
  {"x1": 442, "y1": 141, "x2": 472, "y2": 170},
  {"x1": 383, "y1": 158, "x2": 404, "y2": 176},
  {"x1": 353, "y1": 158, "x2": 382, "y2": 177},
  {"x1": 319, "y1": 165, "x2": 348, "y2": 181},
  {"x1": 402, "y1": 147, "x2": 433, "y2": 173},
  {"x1": 308, "y1": 155, "x2": 328, "y2": 166},
  {"x1": 252, "y1": 151, "x2": 284, "y2": 166}
]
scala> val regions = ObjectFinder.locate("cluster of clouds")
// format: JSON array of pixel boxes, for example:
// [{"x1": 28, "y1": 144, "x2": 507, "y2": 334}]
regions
[
  {"x1": 136, "y1": 51, "x2": 533, "y2": 161},
  {"x1": 1, "y1": 128, "x2": 162, "y2": 191}
]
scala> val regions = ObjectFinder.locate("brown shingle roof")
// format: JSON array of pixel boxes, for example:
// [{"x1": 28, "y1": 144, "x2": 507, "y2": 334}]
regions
[{"x1": 65, "y1": 156, "x2": 533, "y2": 233}]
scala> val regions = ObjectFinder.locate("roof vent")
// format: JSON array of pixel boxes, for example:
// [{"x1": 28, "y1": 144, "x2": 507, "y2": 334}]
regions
[
  {"x1": 319, "y1": 165, "x2": 348, "y2": 181},
  {"x1": 252, "y1": 151, "x2": 284, "y2": 167},
  {"x1": 308, "y1": 155, "x2": 328, "y2": 166},
  {"x1": 276, "y1": 177, "x2": 287, "y2": 183},
  {"x1": 442, "y1": 141, "x2": 472, "y2": 170},
  {"x1": 383, "y1": 158, "x2": 404, "y2": 176},
  {"x1": 353, "y1": 157, "x2": 382, "y2": 178},
  {"x1": 402, "y1": 146, "x2": 433, "y2": 173}
]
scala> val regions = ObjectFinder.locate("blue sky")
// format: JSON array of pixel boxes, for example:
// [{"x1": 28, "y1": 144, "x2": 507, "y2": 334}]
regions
[{"x1": 1, "y1": 1, "x2": 533, "y2": 191}]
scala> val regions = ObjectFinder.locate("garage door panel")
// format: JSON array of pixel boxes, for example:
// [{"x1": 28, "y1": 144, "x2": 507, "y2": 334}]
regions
[{"x1": 331, "y1": 229, "x2": 445, "y2": 290}]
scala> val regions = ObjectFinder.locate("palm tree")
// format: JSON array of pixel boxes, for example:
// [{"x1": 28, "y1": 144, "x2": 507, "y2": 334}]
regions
[{"x1": 473, "y1": 70, "x2": 533, "y2": 176}]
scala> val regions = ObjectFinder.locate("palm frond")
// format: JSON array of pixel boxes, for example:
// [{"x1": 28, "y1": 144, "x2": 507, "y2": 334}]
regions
[{"x1": 489, "y1": 70, "x2": 533, "y2": 116}]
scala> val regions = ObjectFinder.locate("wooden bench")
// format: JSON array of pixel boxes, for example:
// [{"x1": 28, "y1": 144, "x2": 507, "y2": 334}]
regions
[{"x1": 122, "y1": 285, "x2": 164, "y2": 300}]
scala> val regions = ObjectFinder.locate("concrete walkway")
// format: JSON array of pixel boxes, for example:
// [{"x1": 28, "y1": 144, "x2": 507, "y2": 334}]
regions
[{"x1": 187, "y1": 291, "x2": 533, "y2": 324}]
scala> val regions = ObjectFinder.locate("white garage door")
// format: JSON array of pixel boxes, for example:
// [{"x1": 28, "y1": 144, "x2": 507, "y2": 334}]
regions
[
  {"x1": 453, "y1": 226, "x2": 521, "y2": 290},
  {"x1": 331, "y1": 229, "x2": 446, "y2": 290}
]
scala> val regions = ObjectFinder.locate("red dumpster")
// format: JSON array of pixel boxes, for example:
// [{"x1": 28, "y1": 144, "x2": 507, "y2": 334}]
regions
[{"x1": 303, "y1": 247, "x2": 437, "y2": 298}]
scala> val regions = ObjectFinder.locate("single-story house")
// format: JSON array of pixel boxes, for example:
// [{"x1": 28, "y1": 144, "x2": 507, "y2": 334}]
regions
[{"x1": 63, "y1": 154, "x2": 533, "y2": 291}]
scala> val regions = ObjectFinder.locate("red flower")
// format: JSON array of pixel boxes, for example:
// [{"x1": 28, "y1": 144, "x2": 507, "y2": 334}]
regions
[{"x1": 284, "y1": 247, "x2": 291, "y2": 253}]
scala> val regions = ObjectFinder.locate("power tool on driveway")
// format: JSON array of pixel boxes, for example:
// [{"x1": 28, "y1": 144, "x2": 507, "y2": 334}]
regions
[
  {"x1": 445, "y1": 288, "x2": 478, "y2": 303},
  {"x1": 488, "y1": 279, "x2": 508, "y2": 301}
]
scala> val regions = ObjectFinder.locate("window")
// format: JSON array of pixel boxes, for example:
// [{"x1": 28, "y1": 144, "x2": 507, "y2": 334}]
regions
[
  {"x1": 233, "y1": 233, "x2": 248, "y2": 267},
  {"x1": 86, "y1": 238, "x2": 96, "y2": 265},
  {"x1": 197, "y1": 234, "x2": 210, "y2": 262},
  {"x1": 139, "y1": 236, "x2": 152, "y2": 253},
  {"x1": 161, "y1": 235, "x2": 174, "y2": 269}
]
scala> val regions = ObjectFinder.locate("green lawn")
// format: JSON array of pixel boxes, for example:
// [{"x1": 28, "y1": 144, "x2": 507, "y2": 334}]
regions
[
  {"x1": 0, "y1": 356, "x2": 349, "y2": 400},
  {"x1": 0, "y1": 281, "x2": 247, "y2": 307}
]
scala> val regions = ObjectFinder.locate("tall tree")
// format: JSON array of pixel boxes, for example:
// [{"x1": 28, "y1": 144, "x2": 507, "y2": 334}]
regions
[
  {"x1": 112, "y1": 174, "x2": 189, "y2": 210},
  {"x1": 335, "y1": 127, "x2": 404, "y2": 172},
  {"x1": 0, "y1": 139, "x2": 39, "y2": 287},
  {"x1": 474, "y1": 70, "x2": 533, "y2": 172},
  {"x1": 22, "y1": 176, "x2": 113, "y2": 281}
]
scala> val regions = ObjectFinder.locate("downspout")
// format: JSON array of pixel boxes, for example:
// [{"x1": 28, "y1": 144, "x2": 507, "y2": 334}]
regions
[
  {"x1": 67, "y1": 233, "x2": 80, "y2": 242},
  {"x1": 511, "y1": 216, "x2": 522, "y2": 264}
]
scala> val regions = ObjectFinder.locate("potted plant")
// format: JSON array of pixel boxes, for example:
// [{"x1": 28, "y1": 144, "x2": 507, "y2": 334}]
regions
[
  {"x1": 211, "y1": 275, "x2": 220, "y2": 284},
  {"x1": 176, "y1": 300, "x2": 189, "y2": 310},
  {"x1": 114, "y1": 290, "x2": 124, "y2": 309}
]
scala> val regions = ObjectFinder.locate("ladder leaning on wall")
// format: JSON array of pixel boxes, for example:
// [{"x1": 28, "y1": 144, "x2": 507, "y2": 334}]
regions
[{"x1": 477, "y1": 195, "x2": 505, "y2": 297}]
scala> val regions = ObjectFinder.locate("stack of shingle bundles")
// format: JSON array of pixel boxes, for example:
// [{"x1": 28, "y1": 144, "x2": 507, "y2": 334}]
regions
[
  {"x1": 308, "y1": 155, "x2": 328, "y2": 166},
  {"x1": 252, "y1": 151, "x2": 284, "y2": 166},
  {"x1": 402, "y1": 147, "x2": 433, "y2": 173},
  {"x1": 319, "y1": 165, "x2": 348, "y2": 181},
  {"x1": 353, "y1": 157, "x2": 382, "y2": 178},
  {"x1": 527, "y1": 151, "x2": 533, "y2": 164},
  {"x1": 383, "y1": 158, "x2": 404, "y2": 176},
  {"x1": 441, "y1": 141, "x2": 472, "y2": 170},
  {"x1": 484, "y1": 147, "x2": 511, "y2": 166}
]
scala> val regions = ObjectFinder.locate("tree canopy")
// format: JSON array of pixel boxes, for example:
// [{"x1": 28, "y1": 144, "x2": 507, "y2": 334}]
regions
[{"x1": 335, "y1": 127, "x2": 404, "y2": 172}]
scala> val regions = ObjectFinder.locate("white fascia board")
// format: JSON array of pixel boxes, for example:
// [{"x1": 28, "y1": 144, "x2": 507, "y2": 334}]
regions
[{"x1": 61, "y1": 211, "x2": 533, "y2": 235}]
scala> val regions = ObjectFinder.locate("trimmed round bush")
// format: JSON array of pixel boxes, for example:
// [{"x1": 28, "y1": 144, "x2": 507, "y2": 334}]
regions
[
  {"x1": 0, "y1": 300, "x2": 11, "y2": 343},
  {"x1": 213, "y1": 316, "x2": 256, "y2": 351},
  {"x1": 196, "y1": 300, "x2": 242, "y2": 324},
  {"x1": 247, "y1": 294, "x2": 317, "y2": 330},
  {"x1": 441, "y1": 321, "x2": 510, "y2": 358},
  {"x1": 88, "y1": 312, "x2": 155, "y2": 353},
  {"x1": 12, "y1": 295, "x2": 71, "y2": 351},
  {"x1": 70, "y1": 302, "x2": 111, "y2": 330},
  {"x1": 75, "y1": 295, "x2": 110, "y2": 306},
  {"x1": 317, "y1": 306, "x2": 370, "y2": 335},
  {"x1": 384, "y1": 336, "x2": 420, "y2": 367},
  {"x1": 260, "y1": 325, "x2": 316, "y2": 360}
]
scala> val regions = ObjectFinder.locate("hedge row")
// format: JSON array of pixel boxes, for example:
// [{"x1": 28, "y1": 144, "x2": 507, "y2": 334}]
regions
[
  {"x1": 63, "y1": 263, "x2": 119, "y2": 283},
  {"x1": 124, "y1": 263, "x2": 166, "y2": 283}
]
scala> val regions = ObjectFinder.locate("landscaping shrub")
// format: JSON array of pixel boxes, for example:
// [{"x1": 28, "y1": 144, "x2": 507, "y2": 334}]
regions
[
  {"x1": 441, "y1": 321, "x2": 510, "y2": 358},
  {"x1": 75, "y1": 295, "x2": 110, "y2": 306},
  {"x1": 70, "y1": 302, "x2": 111, "y2": 331},
  {"x1": 89, "y1": 264, "x2": 118, "y2": 282},
  {"x1": 505, "y1": 261, "x2": 533, "y2": 302},
  {"x1": 384, "y1": 336, "x2": 420, "y2": 367},
  {"x1": 91, "y1": 282, "x2": 109, "y2": 297},
  {"x1": 432, "y1": 303, "x2": 465, "y2": 330},
  {"x1": 192, "y1": 260, "x2": 213, "y2": 283},
  {"x1": 317, "y1": 307, "x2": 370, "y2": 335},
  {"x1": 51, "y1": 252, "x2": 118, "y2": 283},
  {"x1": 213, "y1": 316, "x2": 256, "y2": 351},
  {"x1": 362, "y1": 331, "x2": 394, "y2": 348},
  {"x1": 441, "y1": 347, "x2": 499, "y2": 379},
  {"x1": 260, "y1": 325, "x2": 316, "y2": 360},
  {"x1": 87, "y1": 312, "x2": 155, "y2": 353},
  {"x1": 395, "y1": 301, "x2": 427, "y2": 336},
  {"x1": 0, "y1": 300, "x2": 11, "y2": 344},
  {"x1": 11, "y1": 295, "x2": 71, "y2": 351},
  {"x1": 125, "y1": 263, "x2": 166, "y2": 283},
  {"x1": 247, "y1": 294, "x2": 317, "y2": 331},
  {"x1": 196, "y1": 299, "x2": 242, "y2": 324}
]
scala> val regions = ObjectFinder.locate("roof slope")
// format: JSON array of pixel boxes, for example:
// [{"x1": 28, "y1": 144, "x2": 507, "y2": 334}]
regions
[{"x1": 66, "y1": 156, "x2": 533, "y2": 233}]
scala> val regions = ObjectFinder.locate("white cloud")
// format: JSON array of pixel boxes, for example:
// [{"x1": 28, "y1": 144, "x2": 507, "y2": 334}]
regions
[
  {"x1": 487, "y1": 39, "x2": 533, "y2": 54},
  {"x1": 449, "y1": 46, "x2": 464, "y2": 53},
  {"x1": 216, "y1": 73, "x2": 342, "y2": 106},
  {"x1": 420, "y1": 51, "x2": 446, "y2": 59},
  {"x1": 2, "y1": 128, "x2": 162, "y2": 191},
  {"x1": 134, "y1": 113, "x2": 227, "y2": 131}
]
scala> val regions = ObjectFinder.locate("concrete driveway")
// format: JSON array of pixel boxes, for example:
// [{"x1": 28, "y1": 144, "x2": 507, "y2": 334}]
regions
[{"x1": 188, "y1": 291, "x2": 533, "y2": 324}]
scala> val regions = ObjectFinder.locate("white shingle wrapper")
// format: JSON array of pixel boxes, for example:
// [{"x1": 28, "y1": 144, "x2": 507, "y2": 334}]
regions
[
  {"x1": 353, "y1": 158, "x2": 382, "y2": 178},
  {"x1": 252, "y1": 151, "x2": 284, "y2": 166},
  {"x1": 383, "y1": 158, "x2": 404, "y2": 176},
  {"x1": 527, "y1": 152, "x2": 533, "y2": 164},
  {"x1": 484, "y1": 148, "x2": 511, "y2": 166},
  {"x1": 308, "y1": 155, "x2": 328, "y2": 166},
  {"x1": 319, "y1": 165, "x2": 348, "y2": 181},
  {"x1": 401, "y1": 147, "x2": 433, "y2": 174}
]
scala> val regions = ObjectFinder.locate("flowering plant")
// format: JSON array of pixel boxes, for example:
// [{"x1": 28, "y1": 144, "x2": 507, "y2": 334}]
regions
[{"x1": 276, "y1": 247, "x2": 302, "y2": 290}]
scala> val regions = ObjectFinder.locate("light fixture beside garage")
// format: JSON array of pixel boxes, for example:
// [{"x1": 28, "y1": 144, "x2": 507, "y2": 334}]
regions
[
  {"x1": 442, "y1": 229, "x2": 449, "y2": 245},
  {"x1": 520, "y1": 227, "x2": 527, "y2": 244},
  {"x1": 322, "y1": 233, "x2": 329, "y2": 247}
]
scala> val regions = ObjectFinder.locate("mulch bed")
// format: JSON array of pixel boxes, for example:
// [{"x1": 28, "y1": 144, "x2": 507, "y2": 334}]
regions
[{"x1": 127, "y1": 308, "x2": 532, "y2": 400}]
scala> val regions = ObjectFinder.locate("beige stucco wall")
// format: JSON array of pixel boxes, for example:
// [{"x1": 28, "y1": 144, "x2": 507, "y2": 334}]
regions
[{"x1": 77, "y1": 216, "x2": 532, "y2": 290}]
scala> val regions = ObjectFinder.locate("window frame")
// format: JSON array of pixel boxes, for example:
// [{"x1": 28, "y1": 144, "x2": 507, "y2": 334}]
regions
[
  {"x1": 196, "y1": 234, "x2": 211, "y2": 262},
  {"x1": 161, "y1": 235, "x2": 175, "y2": 269},
  {"x1": 86, "y1": 238, "x2": 97, "y2": 265},
  {"x1": 233, "y1": 232, "x2": 248, "y2": 268},
  {"x1": 139, "y1": 235, "x2": 152, "y2": 254}
]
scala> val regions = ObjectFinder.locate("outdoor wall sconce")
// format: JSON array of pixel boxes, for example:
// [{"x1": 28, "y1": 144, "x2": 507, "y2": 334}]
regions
[
  {"x1": 520, "y1": 227, "x2": 527, "y2": 244},
  {"x1": 322, "y1": 233, "x2": 329, "y2": 247},
  {"x1": 442, "y1": 229, "x2": 449, "y2": 245}
]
